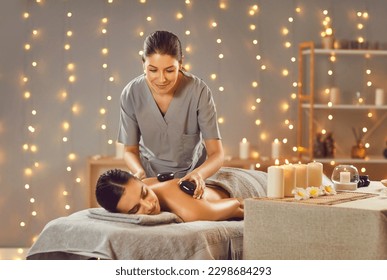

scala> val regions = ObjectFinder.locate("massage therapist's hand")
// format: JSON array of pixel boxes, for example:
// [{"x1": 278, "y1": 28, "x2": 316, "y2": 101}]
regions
[
  {"x1": 133, "y1": 169, "x2": 146, "y2": 180},
  {"x1": 179, "y1": 172, "x2": 205, "y2": 199}
]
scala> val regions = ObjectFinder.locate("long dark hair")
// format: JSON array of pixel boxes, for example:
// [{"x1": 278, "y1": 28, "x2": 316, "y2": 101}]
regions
[{"x1": 142, "y1": 30, "x2": 183, "y2": 64}]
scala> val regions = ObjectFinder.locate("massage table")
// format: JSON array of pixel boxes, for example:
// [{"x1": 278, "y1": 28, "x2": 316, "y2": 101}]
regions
[
  {"x1": 26, "y1": 209, "x2": 244, "y2": 260},
  {"x1": 26, "y1": 167, "x2": 267, "y2": 260}
]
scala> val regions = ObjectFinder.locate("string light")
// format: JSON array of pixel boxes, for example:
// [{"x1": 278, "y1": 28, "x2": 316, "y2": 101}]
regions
[
  {"x1": 57, "y1": 0, "x2": 81, "y2": 214},
  {"x1": 68, "y1": 153, "x2": 76, "y2": 161},
  {"x1": 19, "y1": 0, "x2": 43, "y2": 230},
  {"x1": 279, "y1": 1, "x2": 300, "y2": 149}
]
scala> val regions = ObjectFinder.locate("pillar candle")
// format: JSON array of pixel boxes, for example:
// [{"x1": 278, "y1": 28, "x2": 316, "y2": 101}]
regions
[
  {"x1": 375, "y1": 88, "x2": 384, "y2": 106},
  {"x1": 239, "y1": 138, "x2": 250, "y2": 159},
  {"x1": 307, "y1": 161, "x2": 323, "y2": 187},
  {"x1": 282, "y1": 165, "x2": 296, "y2": 197},
  {"x1": 271, "y1": 138, "x2": 281, "y2": 160},
  {"x1": 115, "y1": 142, "x2": 124, "y2": 158},
  {"x1": 294, "y1": 163, "x2": 308, "y2": 188},
  {"x1": 340, "y1": 171, "x2": 351, "y2": 183},
  {"x1": 267, "y1": 166, "x2": 284, "y2": 198},
  {"x1": 330, "y1": 87, "x2": 340, "y2": 104}
]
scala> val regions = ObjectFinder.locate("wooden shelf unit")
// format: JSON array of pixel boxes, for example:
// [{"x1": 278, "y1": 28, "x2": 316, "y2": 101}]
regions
[{"x1": 297, "y1": 41, "x2": 387, "y2": 180}]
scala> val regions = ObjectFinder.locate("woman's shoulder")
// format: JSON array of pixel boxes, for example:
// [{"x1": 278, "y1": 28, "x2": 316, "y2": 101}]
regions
[
  {"x1": 181, "y1": 71, "x2": 208, "y2": 88},
  {"x1": 180, "y1": 71, "x2": 211, "y2": 98},
  {"x1": 122, "y1": 74, "x2": 146, "y2": 94},
  {"x1": 121, "y1": 74, "x2": 147, "y2": 101}
]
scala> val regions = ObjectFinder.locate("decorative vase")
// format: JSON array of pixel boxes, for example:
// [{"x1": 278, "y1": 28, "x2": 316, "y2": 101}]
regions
[
  {"x1": 322, "y1": 36, "x2": 334, "y2": 49},
  {"x1": 313, "y1": 133, "x2": 326, "y2": 158},
  {"x1": 324, "y1": 132, "x2": 335, "y2": 158},
  {"x1": 351, "y1": 141, "x2": 366, "y2": 159}
]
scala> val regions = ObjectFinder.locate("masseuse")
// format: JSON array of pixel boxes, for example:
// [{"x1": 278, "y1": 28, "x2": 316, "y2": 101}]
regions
[{"x1": 117, "y1": 30, "x2": 224, "y2": 199}]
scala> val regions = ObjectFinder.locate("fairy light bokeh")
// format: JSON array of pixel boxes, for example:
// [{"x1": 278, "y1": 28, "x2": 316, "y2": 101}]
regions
[{"x1": 0, "y1": 0, "x2": 386, "y2": 249}]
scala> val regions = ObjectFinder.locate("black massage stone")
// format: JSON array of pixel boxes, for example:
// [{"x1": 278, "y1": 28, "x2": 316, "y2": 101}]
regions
[
  {"x1": 179, "y1": 181, "x2": 196, "y2": 196},
  {"x1": 157, "y1": 172, "x2": 175, "y2": 182}
]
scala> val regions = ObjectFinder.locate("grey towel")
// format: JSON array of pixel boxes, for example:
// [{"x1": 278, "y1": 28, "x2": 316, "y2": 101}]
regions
[
  {"x1": 88, "y1": 208, "x2": 183, "y2": 225},
  {"x1": 206, "y1": 167, "x2": 267, "y2": 198}
]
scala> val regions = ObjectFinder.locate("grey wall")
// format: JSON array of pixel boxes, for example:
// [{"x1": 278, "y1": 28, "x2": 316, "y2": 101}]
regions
[{"x1": 1, "y1": 0, "x2": 387, "y2": 246}]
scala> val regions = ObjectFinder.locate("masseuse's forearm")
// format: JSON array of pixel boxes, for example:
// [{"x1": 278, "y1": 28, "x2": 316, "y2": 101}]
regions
[
  {"x1": 195, "y1": 152, "x2": 224, "y2": 179},
  {"x1": 195, "y1": 139, "x2": 224, "y2": 179},
  {"x1": 123, "y1": 145, "x2": 146, "y2": 178}
]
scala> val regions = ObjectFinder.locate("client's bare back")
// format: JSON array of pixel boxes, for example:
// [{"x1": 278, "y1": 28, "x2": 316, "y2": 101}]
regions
[{"x1": 148, "y1": 179, "x2": 243, "y2": 222}]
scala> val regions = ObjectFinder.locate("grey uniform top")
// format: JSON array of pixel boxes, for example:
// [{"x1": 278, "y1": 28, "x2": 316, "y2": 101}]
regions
[{"x1": 117, "y1": 71, "x2": 221, "y2": 178}]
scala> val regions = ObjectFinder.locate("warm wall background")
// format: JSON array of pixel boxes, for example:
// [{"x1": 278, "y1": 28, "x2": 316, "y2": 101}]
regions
[{"x1": 1, "y1": 0, "x2": 386, "y2": 247}]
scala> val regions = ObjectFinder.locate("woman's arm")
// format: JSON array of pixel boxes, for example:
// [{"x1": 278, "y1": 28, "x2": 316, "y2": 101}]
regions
[
  {"x1": 179, "y1": 139, "x2": 224, "y2": 198},
  {"x1": 123, "y1": 145, "x2": 146, "y2": 180},
  {"x1": 195, "y1": 139, "x2": 224, "y2": 179}
]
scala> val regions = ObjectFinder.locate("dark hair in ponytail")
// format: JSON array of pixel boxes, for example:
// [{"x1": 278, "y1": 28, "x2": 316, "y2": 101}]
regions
[
  {"x1": 95, "y1": 169, "x2": 135, "y2": 212},
  {"x1": 142, "y1": 30, "x2": 183, "y2": 64}
]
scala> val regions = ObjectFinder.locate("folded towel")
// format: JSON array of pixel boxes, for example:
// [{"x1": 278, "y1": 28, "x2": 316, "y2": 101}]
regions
[
  {"x1": 88, "y1": 208, "x2": 183, "y2": 225},
  {"x1": 205, "y1": 167, "x2": 267, "y2": 198}
]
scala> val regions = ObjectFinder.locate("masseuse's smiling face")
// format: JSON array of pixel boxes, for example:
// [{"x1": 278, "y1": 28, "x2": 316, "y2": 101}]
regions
[
  {"x1": 143, "y1": 53, "x2": 181, "y2": 95},
  {"x1": 116, "y1": 178, "x2": 161, "y2": 215}
]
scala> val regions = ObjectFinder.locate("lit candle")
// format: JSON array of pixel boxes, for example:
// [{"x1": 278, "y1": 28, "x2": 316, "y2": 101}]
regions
[
  {"x1": 115, "y1": 142, "x2": 124, "y2": 158},
  {"x1": 294, "y1": 163, "x2": 307, "y2": 188},
  {"x1": 239, "y1": 138, "x2": 250, "y2": 159},
  {"x1": 267, "y1": 165, "x2": 284, "y2": 198},
  {"x1": 330, "y1": 87, "x2": 340, "y2": 104},
  {"x1": 375, "y1": 88, "x2": 384, "y2": 106},
  {"x1": 307, "y1": 161, "x2": 323, "y2": 187},
  {"x1": 340, "y1": 171, "x2": 351, "y2": 183},
  {"x1": 271, "y1": 138, "x2": 281, "y2": 159},
  {"x1": 282, "y1": 165, "x2": 296, "y2": 197}
]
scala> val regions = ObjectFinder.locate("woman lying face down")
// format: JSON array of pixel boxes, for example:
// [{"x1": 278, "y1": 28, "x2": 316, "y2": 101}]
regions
[{"x1": 95, "y1": 169, "x2": 244, "y2": 222}]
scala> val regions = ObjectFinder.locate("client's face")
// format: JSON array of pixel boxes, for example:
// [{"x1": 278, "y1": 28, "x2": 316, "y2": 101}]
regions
[{"x1": 116, "y1": 178, "x2": 161, "y2": 215}]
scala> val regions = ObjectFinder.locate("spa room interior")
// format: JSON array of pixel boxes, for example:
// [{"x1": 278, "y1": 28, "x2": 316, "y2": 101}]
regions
[{"x1": 1, "y1": 0, "x2": 387, "y2": 260}]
